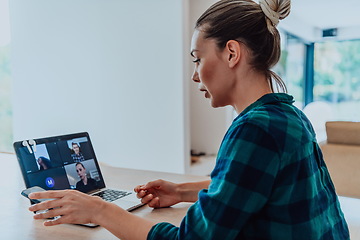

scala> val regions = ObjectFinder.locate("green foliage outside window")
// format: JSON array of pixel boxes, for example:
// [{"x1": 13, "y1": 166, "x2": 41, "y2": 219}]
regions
[
  {"x1": 314, "y1": 40, "x2": 360, "y2": 120},
  {"x1": 315, "y1": 40, "x2": 360, "y2": 103}
]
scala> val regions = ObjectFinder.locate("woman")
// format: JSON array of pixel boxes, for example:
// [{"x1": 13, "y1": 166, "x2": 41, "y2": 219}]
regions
[
  {"x1": 29, "y1": 0, "x2": 349, "y2": 239},
  {"x1": 75, "y1": 162, "x2": 98, "y2": 193},
  {"x1": 37, "y1": 156, "x2": 52, "y2": 170}
]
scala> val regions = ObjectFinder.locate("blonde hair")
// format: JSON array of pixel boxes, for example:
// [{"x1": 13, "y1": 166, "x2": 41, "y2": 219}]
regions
[{"x1": 196, "y1": 0, "x2": 291, "y2": 92}]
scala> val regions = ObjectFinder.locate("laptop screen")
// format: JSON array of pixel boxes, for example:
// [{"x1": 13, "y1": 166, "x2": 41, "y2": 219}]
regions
[{"x1": 14, "y1": 132, "x2": 106, "y2": 193}]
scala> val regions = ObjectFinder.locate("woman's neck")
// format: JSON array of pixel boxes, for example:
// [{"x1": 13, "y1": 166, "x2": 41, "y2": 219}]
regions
[{"x1": 232, "y1": 69, "x2": 272, "y2": 114}]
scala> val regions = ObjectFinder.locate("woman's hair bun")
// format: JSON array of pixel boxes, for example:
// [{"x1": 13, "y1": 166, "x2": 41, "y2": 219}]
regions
[{"x1": 259, "y1": 0, "x2": 291, "y2": 27}]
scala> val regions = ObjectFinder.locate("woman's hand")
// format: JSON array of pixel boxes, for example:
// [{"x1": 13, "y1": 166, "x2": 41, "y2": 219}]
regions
[
  {"x1": 134, "y1": 179, "x2": 210, "y2": 208},
  {"x1": 29, "y1": 189, "x2": 155, "y2": 239},
  {"x1": 134, "y1": 179, "x2": 182, "y2": 208},
  {"x1": 28, "y1": 189, "x2": 106, "y2": 226}
]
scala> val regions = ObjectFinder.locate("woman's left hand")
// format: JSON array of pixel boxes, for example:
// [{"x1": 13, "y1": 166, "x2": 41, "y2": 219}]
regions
[{"x1": 28, "y1": 189, "x2": 106, "y2": 226}]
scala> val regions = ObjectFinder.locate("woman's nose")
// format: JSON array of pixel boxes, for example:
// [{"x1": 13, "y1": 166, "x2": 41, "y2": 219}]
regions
[{"x1": 192, "y1": 69, "x2": 200, "y2": 83}]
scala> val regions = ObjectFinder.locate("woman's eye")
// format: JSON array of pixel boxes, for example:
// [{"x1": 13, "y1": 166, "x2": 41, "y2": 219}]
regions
[{"x1": 192, "y1": 59, "x2": 200, "y2": 63}]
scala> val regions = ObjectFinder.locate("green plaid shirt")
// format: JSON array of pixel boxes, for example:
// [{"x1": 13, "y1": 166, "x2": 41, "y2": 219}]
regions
[{"x1": 148, "y1": 93, "x2": 349, "y2": 240}]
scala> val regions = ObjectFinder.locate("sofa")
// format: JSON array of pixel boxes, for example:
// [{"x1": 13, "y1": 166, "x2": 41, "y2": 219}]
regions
[{"x1": 319, "y1": 121, "x2": 360, "y2": 199}]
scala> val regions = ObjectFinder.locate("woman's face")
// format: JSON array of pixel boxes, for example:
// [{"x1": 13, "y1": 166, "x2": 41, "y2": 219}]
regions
[
  {"x1": 73, "y1": 144, "x2": 80, "y2": 154},
  {"x1": 190, "y1": 29, "x2": 235, "y2": 108},
  {"x1": 76, "y1": 164, "x2": 86, "y2": 180},
  {"x1": 37, "y1": 158, "x2": 43, "y2": 165}
]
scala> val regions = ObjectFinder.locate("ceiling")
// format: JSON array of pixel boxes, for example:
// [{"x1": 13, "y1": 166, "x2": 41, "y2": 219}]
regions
[
  {"x1": 279, "y1": 0, "x2": 360, "y2": 42},
  {"x1": 290, "y1": 0, "x2": 360, "y2": 29}
]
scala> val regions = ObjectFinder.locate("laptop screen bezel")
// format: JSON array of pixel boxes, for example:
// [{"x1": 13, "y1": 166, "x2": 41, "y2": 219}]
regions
[{"x1": 13, "y1": 132, "x2": 106, "y2": 192}]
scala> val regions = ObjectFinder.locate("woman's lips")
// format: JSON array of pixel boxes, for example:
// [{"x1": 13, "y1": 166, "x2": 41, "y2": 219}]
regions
[{"x1": 200, "y1": 89, "x2": 209, "y2": 98}]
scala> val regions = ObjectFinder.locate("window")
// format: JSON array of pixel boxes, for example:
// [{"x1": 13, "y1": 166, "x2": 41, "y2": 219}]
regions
[
  {"x1": 314, "y1": 40, "x2": 360, "y2": 121},
  {"x1": 277, "y1": 29, "x2": 360, "y2": 122},
  {"x1": 275, "y1": 31, "x2": 306, "y2": 108},
  {"x1": 0, "y1": 0, "x2": 13, "y2": 152}
]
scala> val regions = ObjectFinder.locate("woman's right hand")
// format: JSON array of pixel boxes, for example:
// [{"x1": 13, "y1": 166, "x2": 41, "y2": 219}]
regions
[{"x1": 134, "y1": 179, "x2": 181, "y2": 208}]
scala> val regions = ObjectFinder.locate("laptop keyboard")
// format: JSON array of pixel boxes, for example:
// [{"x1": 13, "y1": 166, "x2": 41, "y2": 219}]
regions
[{"x1": 93, "y1": 189, "x2": 131, "y2": 202}]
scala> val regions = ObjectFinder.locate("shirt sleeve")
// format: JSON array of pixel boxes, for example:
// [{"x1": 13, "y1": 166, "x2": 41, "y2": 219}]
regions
[{"x1": 147, "y1": 122, "x2": 281, "y2": 240}]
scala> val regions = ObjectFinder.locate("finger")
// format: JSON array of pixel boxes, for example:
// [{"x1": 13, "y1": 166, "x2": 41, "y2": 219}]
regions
[
  {"x1": 136, "y1": 190, "x2": 149, "y2": 199},
  {"x1": 29, "y1": 199, "x2": 62, "y2": 212},
  {"x1": 134, "y1": 185, "x2": 144, "y2": 193},
  {"x1": 140, "y1": 193, "x2": 154, "y2": 204},
  {"x1": 29, "y1": 190, "x2": 67, "y2": 199},
  {"x1": 33, "y1": 207, "x2": 63, "y2": 220},
  {"x1": 43, "y1": 215, "x2": 66, "y2": 226},
  {"x1": 148, "y1": 197, "x2": 160, "y2": 208}
]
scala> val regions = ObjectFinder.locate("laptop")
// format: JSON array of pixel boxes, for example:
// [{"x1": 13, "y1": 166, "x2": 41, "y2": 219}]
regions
[{"x1": 14, "y1": 132, "x2": 144, "y2": 226}]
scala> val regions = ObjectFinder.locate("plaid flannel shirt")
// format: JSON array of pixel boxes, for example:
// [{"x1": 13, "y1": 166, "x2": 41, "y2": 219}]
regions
[
  {"x1": 148, "y1": 93, "x2": 349, "y2": 240},
  {"x1": 71, "y1": 153, "x2": 85, "y2": 162}
]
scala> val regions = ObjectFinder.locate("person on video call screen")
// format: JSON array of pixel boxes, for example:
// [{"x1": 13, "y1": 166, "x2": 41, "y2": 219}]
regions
[
  {"x1": 75, "y1": 162, "x2": 97, "y2": 193},
  {"x1": 71, "y1": 142, "x2": 85, "y2": 162}
]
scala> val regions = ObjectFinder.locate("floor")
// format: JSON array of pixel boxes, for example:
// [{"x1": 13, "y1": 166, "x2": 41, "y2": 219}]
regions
[{"x1": 188, "y1": 155, "x2": 216, "y2": 176}]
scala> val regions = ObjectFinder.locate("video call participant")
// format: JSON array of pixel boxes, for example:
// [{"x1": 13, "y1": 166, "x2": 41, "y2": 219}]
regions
[
  {"x1": 37, "y1": 156, "x2": 52, "y2": 171},
  {"x1": 71, "y1": 142, "x2": 85, "y2": 162},
  {"x1": 75, "y1": 162, "x2": 97, "y2": 193}
]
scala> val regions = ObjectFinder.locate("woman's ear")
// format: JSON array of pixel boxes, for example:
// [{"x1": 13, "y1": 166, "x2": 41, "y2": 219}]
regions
[{"x1": 225, "y1": 40, "x2": 241, "y2": 68}]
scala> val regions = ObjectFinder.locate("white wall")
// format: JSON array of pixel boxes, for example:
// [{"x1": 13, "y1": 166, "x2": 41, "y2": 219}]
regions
[
  {"x1": 0, "y1": 0, "x2": 10, "y2": 46},
  {"x1": 10, "y1": 0, "x2": 189, "y2": 174},
  {"x1": 188, "y1": 0, "x2": 233, "y2": 155}
]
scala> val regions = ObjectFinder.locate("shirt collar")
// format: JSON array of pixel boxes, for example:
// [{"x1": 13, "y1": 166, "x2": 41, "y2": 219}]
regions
[{"x1": 236, "y1": 93, "x2": 294, "y2": 118}]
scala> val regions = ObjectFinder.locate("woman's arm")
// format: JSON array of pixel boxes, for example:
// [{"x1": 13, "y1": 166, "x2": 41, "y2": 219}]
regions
[
  {"x1": 134, "y1": 180, "x2": 211, "y2": 208},
  {"x1": 28, "y1": 180, "x2": 211, "y2": 239},
  {"x1": 177, "y1": 180, "x2": 211, "y2": 202},
  {"x1": 95, "y1": 201, "x2": 154, "y2": 240},
  {"x1": 29, "y1": 190, "x2": 155, "y2": 240}
]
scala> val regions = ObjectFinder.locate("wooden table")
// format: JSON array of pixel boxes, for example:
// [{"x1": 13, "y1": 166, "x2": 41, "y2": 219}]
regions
[
  {"x1": 2, "y1": 152, "x2": 360, "y2": 239},
  {"x1": 0, "y1": 153, "x2": 209, "y2": 239}
]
